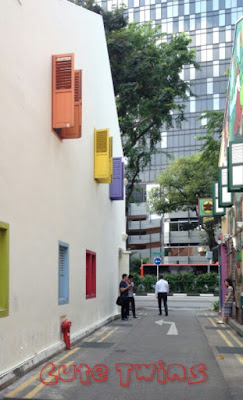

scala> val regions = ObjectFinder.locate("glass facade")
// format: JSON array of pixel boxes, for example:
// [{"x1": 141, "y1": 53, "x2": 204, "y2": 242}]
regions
[
  {"x1": 96, "y1": 0, "x2": 243, "y2": 263},
  {"x1": 97, "y1": 0, "x2": 243, "y2": 187}
]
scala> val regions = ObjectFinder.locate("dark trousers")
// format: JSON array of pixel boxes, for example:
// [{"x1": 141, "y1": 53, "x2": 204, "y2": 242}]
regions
[
  {"x1": 158, "y1": 292, "x2": 168, "y2": 315},
  {"x1": 121, "y1": 297, "x2": 129, "y2": 319},
  {"x1": 128, "y1": 297, "x2": 136, "y2": 317}
]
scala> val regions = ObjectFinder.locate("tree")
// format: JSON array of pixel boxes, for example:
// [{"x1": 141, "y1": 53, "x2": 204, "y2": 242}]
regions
[
  {"x1": 68, "y1": 1, "x2": 199, "y2": 203},
  {"x1": 108, "y1": 24, "x2": 199, "y2": 201},
  {"x1": 146, "y1": 153, "x2": 217, "y2": 214},
  {"x1": 146, "y1": 110, "x2": 224, "y2": 252},
  {"x1": 68, "y1": 1, "x2": 128, "y2": 32},
  {"x1": 196, "y1": 110, "x2": 224, "y2": 166},
  {"x1": 147, "y1": 108, "x2": 224, "y2": 214}
]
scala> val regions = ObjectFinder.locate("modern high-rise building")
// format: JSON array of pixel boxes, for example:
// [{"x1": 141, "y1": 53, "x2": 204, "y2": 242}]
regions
[{"x1": 97, "y1": 0, "x2": 243, "y2": 269}]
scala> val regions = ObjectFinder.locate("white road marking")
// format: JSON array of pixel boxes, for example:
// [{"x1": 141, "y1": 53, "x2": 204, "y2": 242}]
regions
[{"x1": 155, "y1": 319, "x2": 178, "y2": 335}]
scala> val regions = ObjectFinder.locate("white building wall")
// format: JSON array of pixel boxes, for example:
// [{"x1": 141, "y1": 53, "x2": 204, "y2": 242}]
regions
[{"x1": 0, "y1": 0, "x2": 126, "y2": 378}]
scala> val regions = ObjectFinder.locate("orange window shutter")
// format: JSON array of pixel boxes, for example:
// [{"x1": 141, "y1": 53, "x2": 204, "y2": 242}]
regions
[
  {"x1": 60, "y1": 70, "x2": 82, "y2": 139},
  {"x1": 52, "y1": 54, "x2": 75, "y2": 129}
]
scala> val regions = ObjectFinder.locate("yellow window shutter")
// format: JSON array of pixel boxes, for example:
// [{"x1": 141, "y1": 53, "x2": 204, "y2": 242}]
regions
[
  {"x1": 99, "y1": 137, "x2": 113, "y2": 184},
  {"x1": 94, "y1": 129, "x2": 110, "y2": 181}
]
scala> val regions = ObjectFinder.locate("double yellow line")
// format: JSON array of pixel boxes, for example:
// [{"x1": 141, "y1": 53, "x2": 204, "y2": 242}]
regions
[
  {"x1": 6, "y1": 327, "x2": 119, "y2": 399},
  {"x1": 207, "y1": 315, "x2": 243, "y2": 366}
]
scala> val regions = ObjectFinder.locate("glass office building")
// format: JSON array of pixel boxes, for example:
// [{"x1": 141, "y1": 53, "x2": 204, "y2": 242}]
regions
[{"x1": 97, "y1": 0, "x2": 243, "y2": 265}]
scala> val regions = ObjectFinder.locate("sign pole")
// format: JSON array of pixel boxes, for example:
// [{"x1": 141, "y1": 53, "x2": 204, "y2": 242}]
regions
[{"x1": 154, "y1": 257, "x2": 161, "y2": 281}]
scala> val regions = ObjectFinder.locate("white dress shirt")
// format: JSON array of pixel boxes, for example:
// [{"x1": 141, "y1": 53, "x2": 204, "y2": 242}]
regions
[{"x1": 155, "y1": 279, "x2": 169, "y2": 295}]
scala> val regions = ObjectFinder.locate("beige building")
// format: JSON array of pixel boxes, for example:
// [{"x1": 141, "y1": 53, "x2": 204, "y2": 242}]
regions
[{"x1": 0, "y1": 0, "x2": 129, "y2": 386}]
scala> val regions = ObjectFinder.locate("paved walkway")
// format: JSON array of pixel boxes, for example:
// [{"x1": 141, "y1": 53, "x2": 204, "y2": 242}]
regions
[{"x1": 2, "y1": 302, "x2": 242, "y2": 400}]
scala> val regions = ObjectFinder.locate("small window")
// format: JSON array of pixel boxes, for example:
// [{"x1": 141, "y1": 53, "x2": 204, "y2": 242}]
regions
[
  {"x1": 0, "y1": 222, "x2": 9, "y2": 318},
  {"x1": 58, "y1": 241, "x2": 69, "y2": 305},
  {"x1": 86, "y1": 250, "x2": 96, "y2": 299}
]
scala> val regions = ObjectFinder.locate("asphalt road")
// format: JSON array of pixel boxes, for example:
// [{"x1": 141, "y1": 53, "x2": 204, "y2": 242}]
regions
[
  {"x1": 1, "y1": 296, "x2": 243, "y2": 400},
  {"x1": 135, "y1": 294, "x2": 217, "y2": 311}
]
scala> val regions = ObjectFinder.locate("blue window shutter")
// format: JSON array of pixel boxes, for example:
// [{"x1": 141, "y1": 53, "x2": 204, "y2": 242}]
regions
[
  {"x1": 109, "y1": 158, "x2": 124, "y2": 200},
  {"x1": 58, "y1": 241, "x2": 69, "y2": 305}
]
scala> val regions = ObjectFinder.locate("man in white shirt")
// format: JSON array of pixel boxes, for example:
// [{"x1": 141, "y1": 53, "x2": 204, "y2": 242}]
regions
[{"x1": 155, "y1": 274, "x2": 169, "y2": 316}]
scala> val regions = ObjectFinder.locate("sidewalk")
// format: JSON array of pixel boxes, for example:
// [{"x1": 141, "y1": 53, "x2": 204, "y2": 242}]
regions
[
  {"x1": 228, "y1": 317, "x2": 243, "y2": 338},
  {"x1": 196, "y1": 311, "x2": 243, "y2": 400},
  {"x1": 136, "y1": 293, "x2": 218, "y2": 297}
]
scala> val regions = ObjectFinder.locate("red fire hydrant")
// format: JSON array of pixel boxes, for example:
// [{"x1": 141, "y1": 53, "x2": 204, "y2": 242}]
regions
[{"x1": 61, "y1": 319, "x2": 71, "y2": 350}]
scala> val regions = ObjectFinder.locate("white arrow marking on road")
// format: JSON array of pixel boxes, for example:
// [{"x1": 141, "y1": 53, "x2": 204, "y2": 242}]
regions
[{"x1": 155, "y1": 319, "x2": 178, "y2": 335}]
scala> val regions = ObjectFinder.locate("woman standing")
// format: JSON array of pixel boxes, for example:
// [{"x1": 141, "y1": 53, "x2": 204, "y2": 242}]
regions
[{"x1": 222, "y1": 278, "x2": 234, "y2": 324}]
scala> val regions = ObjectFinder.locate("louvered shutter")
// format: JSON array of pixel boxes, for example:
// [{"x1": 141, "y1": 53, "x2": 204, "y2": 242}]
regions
[
  {"x1": 60, "y1": 70, "x2": 82, "y2": 139},
  {"x1": 109, "y1": 158, "x2": 124, "y2": 200},
  {"x1": 91, "y1": 255, "x2": 96, "y2": 297},
  {"x1": 86, "y1": 251, "x2": 96, "y2": 298},
  {"x1": 59, "y1": 246, "x2": 65, "y2": 302},
  {"x1": 98, "y1": 137, "x2": 113, "y2": 183},
  {"x1": 52, "y1": 54, "x2": 75, "y2": 129},
  {"x1": 86, "y1": 253, "x2": 91, "y2": 297},
  {"x1": 94, "y1": 129, "x2": 110, "y2": 180}
]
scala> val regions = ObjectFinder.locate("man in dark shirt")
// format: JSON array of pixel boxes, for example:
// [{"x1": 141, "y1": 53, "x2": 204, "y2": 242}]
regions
[{"x1": 119, "y1": 274, "x2": 131, "y2": 321}]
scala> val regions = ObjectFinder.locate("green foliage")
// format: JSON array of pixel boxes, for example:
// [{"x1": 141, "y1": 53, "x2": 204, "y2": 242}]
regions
[
  {"x1": 130, "y1": 258, "x2": 142, "y2": 274},
  {"x1": 147, "y1": 153, "x2": 217, "y2": 214},
  {"x1": 68, "y1": 1, "x2": 128, "y2": 33},
  {"x1": 134, "y1": 272, "x2": 218, "y2": 294},
  {"x1": 213, "y1": 300, "x2": 220, "y2": 311},
  {"x1": 138, "y1": 272, "x2": 219, "y2": 293},
  {"x1": 141, "y1": 274, "x2": 157, "y2": 292},
  {"x1": 68, "y1": 2, "x2": 199, "y2": 202},
  {"x1": 147, "y1": 108, "x2": 224, "y2": 215},
  {"x1": 108, "y1": 24, "x2": 199, "y2": 201},
  {"x1": 193, "y1": 273, "x2": 219, "y2": 293},
  {"x1": 196, "y1": 110, "x2": 224, "y2": 168},
  {"x1": 130, "y1": 257, "x2": 149, "y2": 274},
  {"x1": 164, "y1": 273, "x2": 183, "y2": 293}
]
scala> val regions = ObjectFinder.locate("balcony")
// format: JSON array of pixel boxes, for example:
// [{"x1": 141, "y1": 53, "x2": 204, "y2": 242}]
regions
[{"x1": 169, "y1": 230, "x2": 201, "y2": 244}]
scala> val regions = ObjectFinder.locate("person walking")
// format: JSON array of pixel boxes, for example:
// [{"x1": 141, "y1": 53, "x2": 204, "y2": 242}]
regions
[
  {"x1": 155, "y1": 274, "x2": 169, "y2": 316},
  {"x1": 127, "y1": 274, "x2": 137, "y2": 318},
  {"x1": 119, "y1": 274, "x2": 131, "y2": 321}
]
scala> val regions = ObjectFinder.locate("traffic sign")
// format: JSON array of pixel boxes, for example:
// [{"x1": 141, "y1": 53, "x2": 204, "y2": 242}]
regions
[
  {"x1": 152, "y1": 252, "x2": 165, "y2": 256},
  {"x1": 154, "y1": 257, "x2": 161, "y2": 265}
]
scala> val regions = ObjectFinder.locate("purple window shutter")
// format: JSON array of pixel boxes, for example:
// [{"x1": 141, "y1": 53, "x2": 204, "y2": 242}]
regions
[{"x1": 109, "y1": 158, "x2": 124, "y2": 200}]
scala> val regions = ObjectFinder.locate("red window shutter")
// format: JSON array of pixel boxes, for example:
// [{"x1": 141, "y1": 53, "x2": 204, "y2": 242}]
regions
[
  {"x1": 86, "y1": 250, "x2": 96, "y2": 299},
  {"x1": 92, "y1": 254, "x2": 96, "y2": 297},
  {"x1": 52, "y1": 54, "x2": 75, "y2": 129},
  {"x1": 60, "y1": 70, "x2": 82, "y2": 139},
  {"x1": 86, "y1": 252, "x2": 91, "y2": 297}
]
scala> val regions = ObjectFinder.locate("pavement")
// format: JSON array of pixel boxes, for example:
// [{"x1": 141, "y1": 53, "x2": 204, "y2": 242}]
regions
[
  {"x1": 197, "y1": 312, "x2": 243, "y2": 400},
  {"x1": 0, "y1": 296, "x2": 243, "y2": 400},
  {"x1": 228, "y1": 317, "x2": 243, "y2": 338}
]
